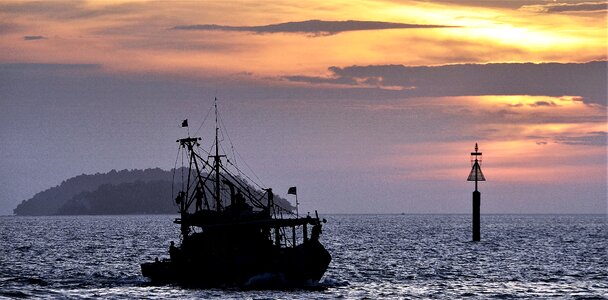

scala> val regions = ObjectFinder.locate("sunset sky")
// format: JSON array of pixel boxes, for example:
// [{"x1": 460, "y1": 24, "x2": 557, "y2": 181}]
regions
[{"x1": 1, "y1": 0, "x2": 606, "y2": 215}]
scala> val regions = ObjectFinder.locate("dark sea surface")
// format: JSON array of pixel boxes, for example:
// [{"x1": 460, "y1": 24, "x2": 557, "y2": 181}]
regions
[{"x1": 0, "y1": 214, "x2": 606, "y2": 299}]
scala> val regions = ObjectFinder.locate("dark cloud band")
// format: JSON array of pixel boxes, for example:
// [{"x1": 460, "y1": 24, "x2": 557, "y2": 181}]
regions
[
  {"x1": 520, "y1": 1, "x2": 607, "y2": 13},
  {"x1": 553, "y1": 131, "x2": 607, "y2": 146},
  {"x1": 23, "y1": 35, "x2": 46, "y2": 41},
  {"x1": 172, "y1": 19, "x2": 453, "y2": 36},
  {"x1": 284, "y1": 61, "x2": 608, "y2": 105}
]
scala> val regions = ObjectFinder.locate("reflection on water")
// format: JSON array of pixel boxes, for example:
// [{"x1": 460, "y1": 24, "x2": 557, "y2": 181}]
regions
[{"x1": 0, "y1": 214, "x2": 606, "y2": 299}]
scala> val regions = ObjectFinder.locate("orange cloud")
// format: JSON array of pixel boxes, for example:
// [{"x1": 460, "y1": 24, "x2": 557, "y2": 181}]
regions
[
  {"x1": 0, "y1": 0, "x2": 605, "y2": 78},
  {"x1": 359, "y1": 94, "x2": 605, "y2": 184}
]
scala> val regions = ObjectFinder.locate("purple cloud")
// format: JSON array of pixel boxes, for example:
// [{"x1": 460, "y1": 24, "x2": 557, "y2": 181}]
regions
[
  {"x1": 521, "y1": 1, "x2": 607, "y2": 13},
  {"x1": 283, "y1": 61, "x2": 608, "y2": 105},
  {"x1": 172, "y1": 19, "x2": 453, "y2": 36},
  {"x1": 23, "y1": 35, "x2": 46, "y2": 41},
  {"x1": 554, "y1": 131, "x2": 607, "y2": 146}
]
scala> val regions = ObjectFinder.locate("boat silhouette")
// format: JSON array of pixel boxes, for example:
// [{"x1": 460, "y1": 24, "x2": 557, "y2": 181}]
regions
[{"x1": 141, "y1": 100, "x2": 331, "y2": 287}]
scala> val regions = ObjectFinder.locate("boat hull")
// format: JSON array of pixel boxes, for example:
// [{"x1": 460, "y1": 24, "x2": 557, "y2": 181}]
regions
[{"x1": 141, "y1": 240, "x2": 331, "y2": 288}]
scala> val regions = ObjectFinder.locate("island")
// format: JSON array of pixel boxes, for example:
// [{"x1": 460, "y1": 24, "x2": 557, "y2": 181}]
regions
[{"x1": 13, "y1": 168, "x2": 294, "y2": 216}]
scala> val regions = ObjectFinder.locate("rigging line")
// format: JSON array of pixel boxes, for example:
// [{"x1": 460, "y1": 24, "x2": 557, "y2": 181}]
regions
[
  {"x1": 219, "y1": 164, "x2": 263, "y2": 200},
  {"x1": 227, "y1": 150, "x2": 265, "y2": 189},
  {"x1": 192, "y1": 145, "x2": 218, "y2": 174},
  {"x1": 240, "y1": 186, "x2": 266, "y2": 209},
  {"x1": 215, "y1": 102, "x2": 226, "y2": 145},
  {"x1": 207, "y1": 143, "x2": 214, "y2": 158},
  {"x1": 224, "y1": 159, "x2": 265, "y2": 191},
  {"x1": 216, "y1": 112, "x2": 266, "y2": 187},
  {"x1": 277, "y1": 203, "x2": 290, "y2": 213},
  {"x1": 194, "y1": 143, "x2": 213, "y2": 159},
  {"x1": 172, "y1": 145, "x2": 181, "y2": 208},
  {"x1": 273, "y1": 202, "x2": 294, "y2": 217},
  {"x1": 215, "y1": 118, "x2": 265, "y2": 187},
  {"x1": 184, "y1": 151, "x2": 199, "y2": 209},
  {"x1": 215, "y1": 112, "x2": 230, "y2": 148},
  {"x1": 222, "y1": 155, "x2": 263, "y2": 189},
  {"x1": 230, "y1": 143, "x2": 239, "y2": 176},
  {"x1": 215, "y1": 112, "x2": 244, "y2": 182},
  {"x1": 195, "y1": 144, "x2": 213, "y2": 163},
  {"x1": 181, "y1": 145, "x2": 185, "y2": 194},
  {"x1": 219, "y1": 141, "x2": 230, "y2": 161},
  {"x1": 216, "y1": 167, "x2": 268, "y2": 209},
  {"x1": 217, "y1": 112, "x2": 239, "y2": 171},
  {"x1": 193, "y1": 104, "x2": 215, "y2": 137}
]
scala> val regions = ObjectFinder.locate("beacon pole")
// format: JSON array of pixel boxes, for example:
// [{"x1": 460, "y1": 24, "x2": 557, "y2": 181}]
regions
[{"x1": 467, "y1": 143, "x2": 486, "y2": 242}]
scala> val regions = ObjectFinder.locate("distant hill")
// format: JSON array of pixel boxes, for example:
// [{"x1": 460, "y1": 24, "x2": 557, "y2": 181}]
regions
[
  {"x1": 13, "y1": 168, "x2": 293, "y2": 216},
  {"x1": 13, "y1": 168, "x2": 171, "y2": 216},
  {"x1": 56, "y1": 180, "x2": 176, "y2": 215}
]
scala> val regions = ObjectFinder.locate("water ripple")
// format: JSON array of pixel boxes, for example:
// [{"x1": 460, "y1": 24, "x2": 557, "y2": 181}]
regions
[{"x1": 0, "y1": 214, "x2": 606, "y2": 299}]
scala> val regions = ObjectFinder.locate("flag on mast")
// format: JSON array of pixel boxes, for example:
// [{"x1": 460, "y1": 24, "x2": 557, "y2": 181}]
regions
[
  {"x1": 287, "y1": 186, "x2": 297, "y2": 195},
  {"x1": 181, "y1": 119, "x2": 188, "y2": 127}
]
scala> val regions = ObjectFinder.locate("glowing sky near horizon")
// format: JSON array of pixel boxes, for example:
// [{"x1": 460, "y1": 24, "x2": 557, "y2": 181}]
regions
[{"x1": 0, "y1": 0, "x2": 606, "y2": 215}]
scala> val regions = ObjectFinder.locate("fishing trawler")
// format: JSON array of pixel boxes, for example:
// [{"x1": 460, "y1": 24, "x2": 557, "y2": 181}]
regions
[{"x1": 140, "y1": 101, "x2": 331, "y2": 287}]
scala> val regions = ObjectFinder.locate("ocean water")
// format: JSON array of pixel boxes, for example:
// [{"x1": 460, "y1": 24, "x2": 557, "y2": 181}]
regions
[{"x1": 0, "y1": 214, "x2": 606, "y2": 299}]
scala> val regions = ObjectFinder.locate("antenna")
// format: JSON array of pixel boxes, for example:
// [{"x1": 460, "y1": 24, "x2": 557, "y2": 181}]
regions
[{"x1": 214, "y1": 97, "x2": 222, "y2": 211}]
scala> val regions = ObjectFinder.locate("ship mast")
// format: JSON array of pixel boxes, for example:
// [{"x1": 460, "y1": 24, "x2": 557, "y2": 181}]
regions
[{"x1": 214, "y1": 98, "x2": 222, "y2": 211}]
